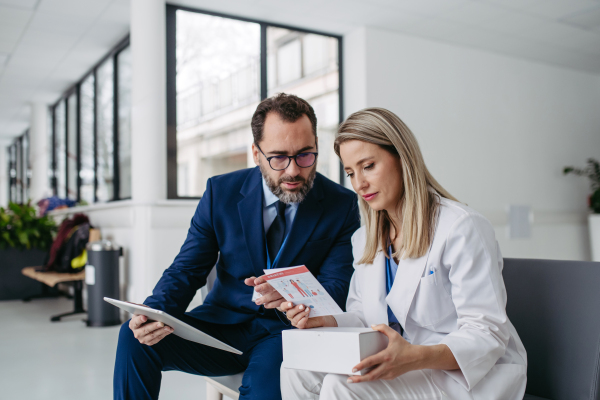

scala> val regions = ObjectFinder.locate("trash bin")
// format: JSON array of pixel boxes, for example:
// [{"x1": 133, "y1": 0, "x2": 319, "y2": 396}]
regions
[{"x1": 85, "y1": 240, "x2": 122, "y2": 327}]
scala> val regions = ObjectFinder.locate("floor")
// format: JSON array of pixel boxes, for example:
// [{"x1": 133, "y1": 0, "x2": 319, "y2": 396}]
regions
[{"x1": 0, "y1": 297, "x2": 234, "y2": 400}]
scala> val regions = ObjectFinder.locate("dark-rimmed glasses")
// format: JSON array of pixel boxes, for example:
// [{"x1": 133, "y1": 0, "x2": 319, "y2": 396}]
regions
[{"x1": 255, "y1": 143, "x2": 318, "y2": 171}]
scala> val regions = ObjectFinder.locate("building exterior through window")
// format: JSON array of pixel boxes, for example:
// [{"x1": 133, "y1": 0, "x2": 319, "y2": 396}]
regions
[{"x1": 174, "y1": 9, "x2": 341, "y2": 198}]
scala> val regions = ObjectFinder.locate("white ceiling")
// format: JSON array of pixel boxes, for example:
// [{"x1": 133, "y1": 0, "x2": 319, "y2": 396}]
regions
[
  {"x1": 1, "y1": 0, "x2": 600, "y2": 140},
  {"x1": 0, "y1": 0, "x2": 130, "y2": 140}
]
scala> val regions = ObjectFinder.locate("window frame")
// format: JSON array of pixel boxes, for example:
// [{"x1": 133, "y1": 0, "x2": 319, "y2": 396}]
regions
[
  {"x1": 166, "y1": 5, "x2": 345, "y2": 199},
  {"x1": 50, "y1": 35, "x2": 130, "y2": 203}
]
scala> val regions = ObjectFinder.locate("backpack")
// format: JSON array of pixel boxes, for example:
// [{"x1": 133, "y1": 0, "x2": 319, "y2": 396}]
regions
[{"x1": 44, "y1": 214, "x2": 92, "y2": 273}]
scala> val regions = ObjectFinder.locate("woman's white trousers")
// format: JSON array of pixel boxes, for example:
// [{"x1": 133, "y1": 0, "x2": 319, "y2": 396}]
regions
[{"x1": 281, "y1": 366, "x2": 445, "y2": 400}]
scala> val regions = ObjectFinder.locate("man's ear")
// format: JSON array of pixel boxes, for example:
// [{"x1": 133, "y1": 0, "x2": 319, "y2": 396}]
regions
[{"x1": 251, "y1": 143, "x2": 260, "y2": 166}]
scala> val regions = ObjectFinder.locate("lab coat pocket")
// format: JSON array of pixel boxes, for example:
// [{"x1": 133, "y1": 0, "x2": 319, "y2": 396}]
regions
[{"x1": 409, "y1": 272, "x2": 455, "y2": 327}]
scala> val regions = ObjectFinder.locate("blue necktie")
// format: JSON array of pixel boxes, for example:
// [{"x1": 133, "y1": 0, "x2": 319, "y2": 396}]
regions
[{"x1": 266, "y1": 201, "x2": 286, "y2": 265}]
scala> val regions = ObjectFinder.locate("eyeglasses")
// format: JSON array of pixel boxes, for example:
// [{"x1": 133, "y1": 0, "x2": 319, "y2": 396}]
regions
[{"x1": 255, "y1": 143, "x2": 318, "y2": 171}]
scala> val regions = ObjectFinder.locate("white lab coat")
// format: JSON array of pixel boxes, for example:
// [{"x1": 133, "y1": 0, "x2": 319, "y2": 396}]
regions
[{"x1": 333, "y1": 197, "x2": 527, "y2": 400}]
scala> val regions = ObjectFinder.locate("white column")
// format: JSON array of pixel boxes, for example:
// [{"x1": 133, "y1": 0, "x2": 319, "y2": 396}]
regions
[
  {"x1": 130, "y1": 0, "x2": 166, "y2": 203},
  {"x1": 29, "y1": 103, "x2": 49, "y2": 202},
  {"x1": 0, "y1": 142, "x2": 8, "y2": 208},
  {"x1": 128, "y1": 0, "x2": 167, "y2": 301}
]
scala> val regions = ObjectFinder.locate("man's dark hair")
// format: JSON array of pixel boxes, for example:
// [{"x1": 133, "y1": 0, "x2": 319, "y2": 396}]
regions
[{"x1": 251, "y1": 93, "x2": 317, "y2": 144}]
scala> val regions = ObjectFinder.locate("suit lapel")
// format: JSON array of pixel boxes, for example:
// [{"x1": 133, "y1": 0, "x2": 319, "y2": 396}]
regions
[
  {"x1": 363, "y1": 251, "x2": 389, "y2": 325},
  {"x1": 387, "y1": 251, "x2": 429, "y2": 328},
  {"x1": 238, "y1": 168, "x2": 268, "y2": 278},
  {"x1": 274, "y1": 176, "x2": 324, "y2": 270}
]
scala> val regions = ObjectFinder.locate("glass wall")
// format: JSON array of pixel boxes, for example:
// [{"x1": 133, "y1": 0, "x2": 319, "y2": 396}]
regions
[
  {"x1": 67, "y1": 93, "x2": 78, "y2": 200},
  {"x1": 8, "y1": 144, "x2": 17, "y2": 203},
  {"x1": 96, "y1": 59, "x2": 114, "y2": 203},
  {"x1": 80, "y1": 75, "x2": 95, "y2": 204},
  {"x1": 7, "y1": 131, "x2": 30, "y2": 204},
  {"x1": 49, "y1": 37, "x2": 130, "y2": 204},
  {"x1": 267, "y1": 28, "x2": 340, "y2": 184},
  {"x1": 170, "y1": 7, "x2": 342, "y2": 198},
  {"x1": 22, "y1": 132, "x2": 30, "y2": 201},
  {"x1": 175, "y1": 10, "x2": 261, "y2": 197},
  {"x1": 54, "y1": 100, "x2": 66, "y2": 198}
]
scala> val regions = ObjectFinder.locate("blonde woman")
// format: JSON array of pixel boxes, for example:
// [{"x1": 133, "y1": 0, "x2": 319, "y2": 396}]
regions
[{"x1": 280, "y1": 108, "x2": 527, "y2": 400}]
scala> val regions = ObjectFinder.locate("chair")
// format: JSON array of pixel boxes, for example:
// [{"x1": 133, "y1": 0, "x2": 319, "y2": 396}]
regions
[
  {"x1": 202, "y1": 266, "x2": 244, "y2": 400},
  {"x1": 503, "y1": 258, "x2": 600, "y2": 400}
]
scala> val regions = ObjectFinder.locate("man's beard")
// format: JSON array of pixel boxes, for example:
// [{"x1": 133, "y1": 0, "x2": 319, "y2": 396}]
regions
[{"x1": 259, "y1": 162, "x2": 317, "y2": 204}]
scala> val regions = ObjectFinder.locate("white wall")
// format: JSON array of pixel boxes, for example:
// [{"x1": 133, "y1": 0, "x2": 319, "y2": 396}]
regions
[{"x1": 344, "y1": 27, "x2": 600, "y2": 261}]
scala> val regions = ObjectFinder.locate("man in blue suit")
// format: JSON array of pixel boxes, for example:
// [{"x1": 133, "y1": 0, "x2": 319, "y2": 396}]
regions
[{"x1": 113, "y1": 93, "x2": 360, "y2": 400}]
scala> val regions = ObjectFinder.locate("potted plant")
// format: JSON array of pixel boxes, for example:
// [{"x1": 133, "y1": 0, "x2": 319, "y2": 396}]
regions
[
  {"x1": 564, "y1": 158, "x2": 600, "y2": 261},
  {"x1": 0, "y1": 201, "x2": 57, "y2": 300}
]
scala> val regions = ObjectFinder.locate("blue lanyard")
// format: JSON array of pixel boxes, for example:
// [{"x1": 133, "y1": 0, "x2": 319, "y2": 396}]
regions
[
  {"x1": 385, "y1": 245, "x2": 400, "y2": 325},
  {"x1": 266, "y1": 234, "x2": 289, "y2": 269},
  {"x1": 385, "y1": 245, "x2": 397, "y2": 294}
]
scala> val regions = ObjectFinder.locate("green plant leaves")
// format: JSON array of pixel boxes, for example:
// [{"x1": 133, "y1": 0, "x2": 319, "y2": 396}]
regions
[
  {"x1": 564, "y1": 158, "x2": 600, "y2": 213},
  {"x1": 0, "y1": 201, "x2": 57, "y2": 251}
]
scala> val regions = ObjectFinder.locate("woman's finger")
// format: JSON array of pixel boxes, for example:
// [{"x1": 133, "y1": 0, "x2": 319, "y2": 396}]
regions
[
  {"x1": 352, "y1": 351, "x2": 386, "y2": 372},
  {"x1": 296, "y1": 309, "x2": 311, "y2": 329},
  {"x1": 280, "y1": 302, "x2": 294, "y2": 312},
  {"x1": 349, "y1": 363, "x2": 386, "y2": 383},
  {"x1": 285, "y1": 307, "x2": 302, "y2": 320},
  {"x1": 285, "y1": 304, "x2": 306, "y2": 320},
  {"x1": 291, "y1": 307, "x2": 310, "y2": 326},
  {"x1": 371, "y1": 323, "x2": 398, "y2": 339}
]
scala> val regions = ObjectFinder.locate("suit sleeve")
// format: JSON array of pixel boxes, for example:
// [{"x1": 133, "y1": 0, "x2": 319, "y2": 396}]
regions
[
  {"x1": 315, "y1": 197, "x2": 361, "y2": 311},
  {"x1": 143, "y1": 179, "x2": 219, "y2": 316},
  {"x1": 439, "y1": 213, "x2": 511, "y2": 390},
  {"x1": 333, "y1": 228, "x2": 368, "y2": 328}
]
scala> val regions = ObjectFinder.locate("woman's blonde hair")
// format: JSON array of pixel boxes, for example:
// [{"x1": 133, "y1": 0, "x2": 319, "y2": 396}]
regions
[{"x1": 334, "y1": 108, "x2": 457, "y2": 264}]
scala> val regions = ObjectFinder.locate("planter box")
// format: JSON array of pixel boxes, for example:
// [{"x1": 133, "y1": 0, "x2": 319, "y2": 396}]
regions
[{"x1": 0, "y1": 249, "x2": 49, "y2": 301}]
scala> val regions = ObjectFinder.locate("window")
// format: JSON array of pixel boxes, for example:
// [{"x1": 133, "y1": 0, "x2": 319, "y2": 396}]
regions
[
  {"x1": 49, "y1": 36, "x2": 130, "y2": 204},
  {"x1": 167, "y1": 6, "x2": 343, "y2": 198},
  {"x1": 22, "y1": 131, "x2": 30, "y2": 201},
  {"x1": 173, "y1": 10, "x2": 260, "y2": 197},
  {"x1": 54, "y1": 100, "x2": 67, "y2": 198},
  {"x1": 96, "y1": 59, "x2": 114, "y2": 203},
  {"x1": 267, "y1": 28, "x2": 341, "y2": 185},
  {"x1": 67, "y1": 93, "x2": 78, "y2": 200},
  {"x1": 7, "y1": 131, "x2": 30, "y2": 204},
  {"x1": 80, "y1": 75, "x2": 95, "y2": 204},
  {"x1": 117, "y1": 47, "x2": 132, "y2": 199}
]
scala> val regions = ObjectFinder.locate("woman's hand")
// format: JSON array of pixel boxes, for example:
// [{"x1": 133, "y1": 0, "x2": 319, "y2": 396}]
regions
[
  {"x1": 280, "y1": 302, "x2": 338, "y2": 329},
  {"x1": 348, "y1": 324, "x2": 459, "y2": 383},
  {"x1": 348, "y1": 324, "x2": 418, "y2": 383}
]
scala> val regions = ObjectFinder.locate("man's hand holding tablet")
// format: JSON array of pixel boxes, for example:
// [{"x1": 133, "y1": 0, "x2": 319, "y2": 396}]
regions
[{"x1": 129, "y1": 307, "x2": 174, "y2": 346}]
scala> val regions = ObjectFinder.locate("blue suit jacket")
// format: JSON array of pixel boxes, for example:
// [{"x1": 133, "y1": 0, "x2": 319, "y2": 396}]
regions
[{"x1": 144, "y1": 167, "x2": 360, "y2": 332}]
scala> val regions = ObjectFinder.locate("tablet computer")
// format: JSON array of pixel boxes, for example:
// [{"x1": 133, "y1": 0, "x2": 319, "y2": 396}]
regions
[{"x1": 104, "y1": 297, "x2": 242, "y2": 355}]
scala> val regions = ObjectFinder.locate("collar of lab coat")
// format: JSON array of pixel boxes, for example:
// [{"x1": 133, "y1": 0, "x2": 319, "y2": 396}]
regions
[
  {"x1": 362, "y1": 245, "x2": 431, "y2": 328},
  {"x1": 386, "y1": 251, "x2": 430, "y2": 328}
]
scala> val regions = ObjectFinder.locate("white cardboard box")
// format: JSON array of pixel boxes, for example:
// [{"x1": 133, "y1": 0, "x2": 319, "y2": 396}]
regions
[{"x1": 282, "y1": 327, "x2": 389, "y2": 375}]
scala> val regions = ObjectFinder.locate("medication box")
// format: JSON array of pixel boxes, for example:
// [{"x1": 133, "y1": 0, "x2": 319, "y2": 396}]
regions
[{"x1": 282, "y1": 327, "x2": 389, "y2": 375}]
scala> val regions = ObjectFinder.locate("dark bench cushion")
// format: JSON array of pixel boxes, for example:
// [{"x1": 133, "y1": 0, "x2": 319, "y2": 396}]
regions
[{"x1": 504, "y1": 258, "x2": 600, "y2": 400}]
